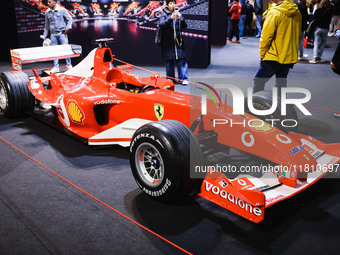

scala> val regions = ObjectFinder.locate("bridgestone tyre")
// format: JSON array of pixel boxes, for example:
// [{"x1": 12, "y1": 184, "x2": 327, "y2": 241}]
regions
[
  {"x1": 0, "y1": 71, "x2": 35, "y2": 118},
  {"x1": 245, "y1": 90, "x2": 298, "y2": 133},
  {"x1": 130, "y1": 120, "x2": 202, "y2": 203}
]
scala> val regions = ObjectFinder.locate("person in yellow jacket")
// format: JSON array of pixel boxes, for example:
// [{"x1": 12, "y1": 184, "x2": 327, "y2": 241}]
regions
[{"x1": 253, "y1": 0, "x2": 301, "y2": 93}]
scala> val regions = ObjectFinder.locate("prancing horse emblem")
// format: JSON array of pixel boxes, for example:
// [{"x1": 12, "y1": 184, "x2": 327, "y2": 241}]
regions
[{"x1": 154, "y1": 103, "x2": 164, "y2": 120}]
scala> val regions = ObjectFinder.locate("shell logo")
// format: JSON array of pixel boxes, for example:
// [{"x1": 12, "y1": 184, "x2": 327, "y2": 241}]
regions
[{"x1": 67, "y1": 100, "x2": 85, "y2": 124}]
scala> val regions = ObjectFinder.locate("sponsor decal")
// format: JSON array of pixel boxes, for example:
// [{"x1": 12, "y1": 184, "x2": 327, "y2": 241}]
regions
[
  {"x1": 300, "y1": 138, "x2": 324, "y2": 159},
  {"x1": 154, "y1": 103, "x2": 164, "y2": 120},
  {"x1": 12, "y1": 58, "x2": 21, "y2": 65},
  {"x1": 249, "y1": 120, "x2": 274, "y2": 133},
  {"x1": 231, "y1": 178, "x2": 255, "y2": 190},
  {"x1": 289, "y1": 145, "x2": 305, "y2": 156},
  {"x1": 12, "y1": 63, "x2": 22, "y2": 71},
  {"x1": 204, "y1": 181, "x2": 262, "y2": 216},
  {"x1": 241, "y1": 132, "x2": 255, "y2": 147},
  {"x1": 276, "y1": 134, "x2": 292, "y2": 144},
  {"x1": 219, "y1": 180, "x2": 228, "y2": 188},
  {"x1": 266, "y1": 194, "x2": 286, "y2": 205},
  {"x1": 130, "y1": 132, "x2": 164, "y2": 152},
  {"x1": 67, "y1": 100, "x2": 85, "y2": 124},
  {"x1": 11, "y1": 51, "x2": 20, "y2": 58},
  {"x1": 255, "y1": 185, "x2": 271, "y2": 191},
  {"x1": 94, "y1": 99, "x2": 120, "y2": 105},
  {"x1": 137, "y1": 178, "x2": 171, "y2": 197}
]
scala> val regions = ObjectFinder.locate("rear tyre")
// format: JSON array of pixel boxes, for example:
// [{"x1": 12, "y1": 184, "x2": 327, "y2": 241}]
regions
[
  {"x1": 0, "y1": 71, "x2": 35, "y2": 118},
  {"x1": 245, "y1": 90, "x2": 298, "y2": 133},
  {"x1": 130, "y1": 120, "x2": 202, "y2": 203}
]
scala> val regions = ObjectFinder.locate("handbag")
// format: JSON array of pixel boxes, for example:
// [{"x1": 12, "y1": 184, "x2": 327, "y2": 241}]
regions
[
  {"x1": 305, "y1": 19, "x2": 317, "y2": 36},
  {"x1": 155, "y1": 25, "x2": 162, "y2": 46}
]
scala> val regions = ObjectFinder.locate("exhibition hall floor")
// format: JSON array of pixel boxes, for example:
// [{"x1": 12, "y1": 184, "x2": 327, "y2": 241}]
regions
[{"x1": 1, "y1": 37, "x2": 340, "y2": 254}]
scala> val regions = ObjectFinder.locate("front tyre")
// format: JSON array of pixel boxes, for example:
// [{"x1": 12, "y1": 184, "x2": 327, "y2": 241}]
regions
[{"x1": 130, "y1": 120, "x2": 202, "y2": 203}]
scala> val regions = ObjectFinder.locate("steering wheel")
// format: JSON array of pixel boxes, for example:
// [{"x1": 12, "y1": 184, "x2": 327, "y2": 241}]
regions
[
  {"x1": 141, "y1": 85, "x2": 158, "y2": 93},
  {"x1": 91, "y1": 38, "x2": 114, "y2": 48}
]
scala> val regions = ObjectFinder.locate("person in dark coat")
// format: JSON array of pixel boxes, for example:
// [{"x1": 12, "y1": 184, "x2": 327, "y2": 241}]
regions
[
  {"x1": 331, "y1": 31, "x2": 340, "y2": 118},
  {"x1": 309, "y1": 0, "x2": 333, "y2": 63},
  {"x1": 297, "y1": 0, "x2": 309, "y2": 60},
  {"x1": 331, "y1": 32, "x2": 340, "y2": 75},
  {"x1": 254, "y1": 0, "x2": 263, "y2": 37},
  {"x1": 159, "y1": 0, "x2": 189, "y2": 85},
  {"x1": 244, "y1": 1, "x2": 254, "y2": 36}
]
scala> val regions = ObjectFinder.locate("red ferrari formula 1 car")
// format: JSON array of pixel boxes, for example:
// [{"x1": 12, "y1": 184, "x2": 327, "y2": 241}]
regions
[{"x1": 1, "y1": 39, "x2": 340, "y2": 223}]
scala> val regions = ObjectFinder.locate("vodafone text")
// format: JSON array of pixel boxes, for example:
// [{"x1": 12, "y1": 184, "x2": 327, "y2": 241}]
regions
[{"x1": 204, "y1": 181, "x2": 262, "y2": 216}]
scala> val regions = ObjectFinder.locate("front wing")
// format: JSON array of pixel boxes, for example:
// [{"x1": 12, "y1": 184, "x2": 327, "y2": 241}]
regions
[{"x1": 198, "y1": 133, "x2": 340, "y2": 223}]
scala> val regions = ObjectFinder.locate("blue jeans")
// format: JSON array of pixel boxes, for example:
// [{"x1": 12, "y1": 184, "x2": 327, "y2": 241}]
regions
[
  {"x1": 313, "y1": 27, "x2": 328, "y2": 59},
  {"x1": 256, "y1": 15, "x2": 262, "y2": 36},
  {"x1": 239, "y1": 14, "x2": 246, "y2": 37},
  {"x1": 253, "y1": 60, "x2": 291, "y2": 93},
  {"x1": 51, "y1": 34, "x2": 71, "y2": 68},
  {"x1": 165, "y1": 58, "x2": 189, "y2": 82},
  {"x1": 227, "y1": 17, "x2": 232, "y2": 38},
  {"x1": 299, "y1": 31, "x2": 304, "y2": 57}
]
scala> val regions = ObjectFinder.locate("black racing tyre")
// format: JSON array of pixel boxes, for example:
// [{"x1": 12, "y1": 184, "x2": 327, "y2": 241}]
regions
[
  {"x1": 130, "y1": 120, "x2": 203, "y2": 203},
  {"x1": 140, "y1": 85, "x2": 157, "y2": 93},
  {"x1": 0, "y1": 71, "x2": 35, "y2": 118},
  {"x1": 245, "y1": 90, "x2": 298, "y2": 133}
]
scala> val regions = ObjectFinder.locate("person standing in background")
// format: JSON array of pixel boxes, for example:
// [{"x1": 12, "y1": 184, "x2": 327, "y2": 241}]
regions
[
  {"x1": 329, "y1": 0, "x2": 340, "y2": 36},
  {"x1": 309, "y1": 0, "x2": 333, "y2": 63},
  {"x1": 253, "y1": 0, "x2": 301, "y2": 93},
  {"x1": 331, "y1": 30, "x2": 340, "y2": 118},
  {"x1": 228, "y1": 0, "x2": 242, "y2": 43},
  {"x1": 227, "y1": 0, "x2": 234, "y2": 42},
  {"x1": 254, "y1": 0, "x2": 263, "y2": 37},
  {"x1": 159, "y1": 0, "x2": 189, "y2": 85},
  {"x1": 42, "y1": 0, "x2": 73, "y2": 73},
  {"x1": 239, "y1": 0, "x2": 247, "y2": 38},
  {"x1": 297, "y1": 0, "x2": 309, "y2": 60},
  {"x1": 244, "y1": 1, "x2": 254, "y2": 36}
]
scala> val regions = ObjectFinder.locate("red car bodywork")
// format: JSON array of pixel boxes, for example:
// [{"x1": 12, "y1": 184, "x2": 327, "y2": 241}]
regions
[{"x1": 26, "y1": 45, "x2": 340, "y2": 223}]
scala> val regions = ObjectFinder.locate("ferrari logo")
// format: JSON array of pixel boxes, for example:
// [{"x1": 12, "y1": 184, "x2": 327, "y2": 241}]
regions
[{"x1": 154, "y1": 103, "x2": 164, "y2": 120}]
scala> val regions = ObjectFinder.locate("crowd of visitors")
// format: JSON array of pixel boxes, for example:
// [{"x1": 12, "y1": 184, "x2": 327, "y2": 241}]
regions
[
  {"x1": 227, "y1": 0, "x2": 340, "y2": 117},
  {"x1": 227, "y1": 0, "x2": 340, "y2": 51}
]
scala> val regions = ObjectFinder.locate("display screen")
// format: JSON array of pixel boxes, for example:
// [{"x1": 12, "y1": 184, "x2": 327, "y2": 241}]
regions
[{"x1": 13, "y1": 0, "x2": 210, "y2": 68}]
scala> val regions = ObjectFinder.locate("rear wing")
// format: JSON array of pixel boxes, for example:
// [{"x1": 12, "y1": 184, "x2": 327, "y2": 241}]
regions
[{"x1": 10, "y1": 44, "x2": 82, "y2": 71}]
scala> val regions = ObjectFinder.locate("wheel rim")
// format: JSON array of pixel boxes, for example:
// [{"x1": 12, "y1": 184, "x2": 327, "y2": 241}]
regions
[
  {"x1": 135, "y1": 142, "x2": 164, "y2": 187},
  {"x1": 0, "y1": 81, "x2": 7, "y2": 111}
]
